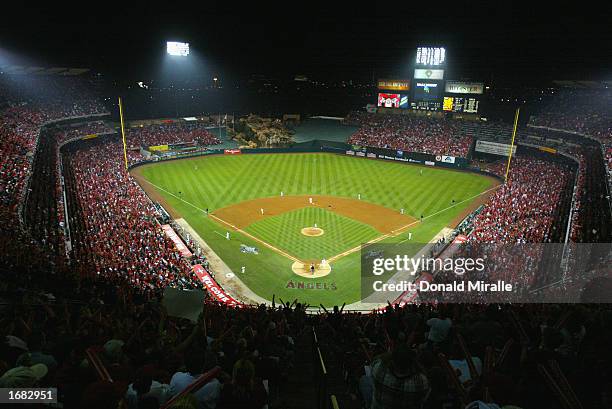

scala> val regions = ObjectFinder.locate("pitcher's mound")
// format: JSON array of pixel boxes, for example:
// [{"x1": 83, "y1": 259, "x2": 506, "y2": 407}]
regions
[
  {"x1": 292, "y1": 261, "x2": 332, "y2": 278},
  {"x1": 301, "y1": 227, "x2": 324, "y2": 237}
]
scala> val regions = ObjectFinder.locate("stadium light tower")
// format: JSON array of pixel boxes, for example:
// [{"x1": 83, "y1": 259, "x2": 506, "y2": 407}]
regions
[{"x1": 166, "y1": 41, "x2": 190, "y2": 57}]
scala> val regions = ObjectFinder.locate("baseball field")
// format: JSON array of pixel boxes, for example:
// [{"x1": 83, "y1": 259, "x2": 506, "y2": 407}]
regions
[{"x1": 132, "y1": 152, "x2": 497, "y2": 307}]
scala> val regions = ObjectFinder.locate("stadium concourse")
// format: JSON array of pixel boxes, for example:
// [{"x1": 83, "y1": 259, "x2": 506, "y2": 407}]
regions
[{"x1": 0, "y1": 75, "x2": 611, "y2": 409}]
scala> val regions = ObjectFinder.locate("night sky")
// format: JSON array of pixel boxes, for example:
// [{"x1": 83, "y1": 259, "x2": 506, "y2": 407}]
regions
[{"x1": 1, "y1": 2, "x2": 609, "y2": 83}]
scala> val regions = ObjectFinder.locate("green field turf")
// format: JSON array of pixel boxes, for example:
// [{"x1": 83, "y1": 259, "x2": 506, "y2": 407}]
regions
[
  {"x1": 245, "y1": 207, "x2": 380, "y2": 260},
  {"x1": 136, "y1": 152, "x2": 495, "y2": 306}
]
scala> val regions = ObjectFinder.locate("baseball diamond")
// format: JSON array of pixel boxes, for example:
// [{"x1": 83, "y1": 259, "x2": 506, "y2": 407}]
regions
[{"x1": 132, "y1": 152, "x2": 497, "y2": 306}]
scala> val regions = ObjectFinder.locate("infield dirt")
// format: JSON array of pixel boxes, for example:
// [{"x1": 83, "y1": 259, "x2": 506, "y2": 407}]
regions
[{"x1": 212, "y1": 195, "x2": 417, "y2": 234}]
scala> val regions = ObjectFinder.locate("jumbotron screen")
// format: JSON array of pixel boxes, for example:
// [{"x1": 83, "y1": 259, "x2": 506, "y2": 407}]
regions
[
  {"x1": 377, "y1": 93, "x2": 400, "y2": 108},
  {"x1": 416, "y1": 47, "x2": 446, "y2": 66},
  {"x1": 414, "y1": 82, "x2": 440, "y2": 101}
]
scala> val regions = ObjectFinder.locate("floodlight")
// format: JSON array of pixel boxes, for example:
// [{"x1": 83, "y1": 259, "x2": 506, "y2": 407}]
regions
[{"x1": 167, "y1": 42, "x2": 190, "y2": 56}]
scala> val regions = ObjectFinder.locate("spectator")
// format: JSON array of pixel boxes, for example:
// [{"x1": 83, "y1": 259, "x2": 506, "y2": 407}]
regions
[
  {"x1": 218, "y1": 359, "x2": 267, "y2": 409},
  {"x1": 366, "y1": 343, "x2": 429, "y2": 409}
]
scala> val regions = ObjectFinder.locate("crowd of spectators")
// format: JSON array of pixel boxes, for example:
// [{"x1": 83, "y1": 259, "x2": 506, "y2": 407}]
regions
[
  {"x1": 126, "y1": 123, "x2": 220, "y2": 149},
  {"x1": 0, "y1": 75, "x2": 223, "y2": 300},
  {"x1": 3, "y1": 283, "x2": 612, "y2": 409},
  {"x1": 0, "y1": 106, "x2": 44, "y2": 218},
  {"x1": 315, "y1": 302, "x2": 612, "y2": 409},
  {"x1": 0, "y1": 75, "x2": 107, "y2": 118},
  {"x1": 19, "y1": 122, "x2": 116, "y2": 257},
  {"x1": 61, "y1": 137, "x2": 205, "y2": 293},
  {"x1": 54, "y1": 121, "x2": 224, "y2": 296},
  {"x1": 561, "y1": 145, "x2": 611, "y2": 242},
  {"x1": 527, "y1": 88, "x2": 612, "y2": 242},
  {"x1": 54, "y1": 121, "x2": 116, "y2": 143},
  {"x1": 468, "y1": 157, "x2": 571, "y2": 243},
  {"x1": 0, "y1": 77, "x2": 111, "y2": 294},
  {"x1": 3, "y1": 75, "x2": 612, "y2": 409},
  {"x1": 529, "y1": 88, "x2": 612, "y2": 188},
  {"x1": 346, "y1": 112, "x2": 473, "y2": 157},
  {"x1": 1, "y1": 278, "x2": 305, "y2": 409}
]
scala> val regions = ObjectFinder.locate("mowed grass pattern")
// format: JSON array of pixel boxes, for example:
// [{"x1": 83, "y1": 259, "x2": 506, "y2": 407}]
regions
[
  {"x1": 137, "y1": 153, "x2": 496, "y2": 306},
  {"x1": 139, "y1": 153, "x2": 493, "y2": 219},
  {"x1": 245, "y1": 207, "x2": 379, "y2": 260}
]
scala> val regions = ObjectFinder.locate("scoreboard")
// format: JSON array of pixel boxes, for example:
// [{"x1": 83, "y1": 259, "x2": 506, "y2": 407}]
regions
[
  {"x1": 371, "y1": 47, "x2": 484, "y2": 113},
  {"x1": 411, "y1": 82, "x2": 441, "y2": 110},
  {"x1": 443, "y1": 96, "x2": 480, "y2": 113},
  {"x1": 442, "y1": 81, "x2": 484, "y2": 114},
  {"x1": 411, "y1": 46, "x2": 446, "y2": 111}
]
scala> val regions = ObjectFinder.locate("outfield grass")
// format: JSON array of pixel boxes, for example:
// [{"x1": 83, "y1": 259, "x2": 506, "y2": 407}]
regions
[
  {"x1": 245, "y1": 207, "x2": 380, "y2": 260},
  {"x1": 136, "y1": 153, "x2": 495, "y2": 306}
]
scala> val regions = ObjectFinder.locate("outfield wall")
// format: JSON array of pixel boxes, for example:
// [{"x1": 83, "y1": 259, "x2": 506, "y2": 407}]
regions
[{"x1": 131, "y1": 139, "x2": 473, "y2": 171}]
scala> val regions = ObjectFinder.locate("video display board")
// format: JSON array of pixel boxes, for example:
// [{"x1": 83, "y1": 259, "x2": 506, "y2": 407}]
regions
[
  {"x1": 377, "y1": 93, "x2": 400, "y2": 108},
  {"x1": 411, "y1": 82, "x2": 441, "y2": 110},
  {"x1": 414, "y1": 82, "x2": 440, "y2": 101},
  {"x1": 416, "y1": 47, "x2": 446, "y2": 66},
  {"x1": 443, "y1": 96, "x2": 480, "y2": 113}
]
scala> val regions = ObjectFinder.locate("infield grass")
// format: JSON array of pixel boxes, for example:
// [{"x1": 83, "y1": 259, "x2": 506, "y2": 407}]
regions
[{"x1": 245, "y1": 207, "x2": 380, "y2": 260}]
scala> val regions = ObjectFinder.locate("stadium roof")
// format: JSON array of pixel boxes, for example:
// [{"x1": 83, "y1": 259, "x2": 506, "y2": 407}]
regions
[{"x1": 0, "y1": 66, "x2": 90, "y2": 76}]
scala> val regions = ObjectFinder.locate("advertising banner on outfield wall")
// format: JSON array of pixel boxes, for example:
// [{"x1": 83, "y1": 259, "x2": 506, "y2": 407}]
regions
[
  {"x1": 436, "y1": 155, "x2": 456, "y2": 164},
  {"x1": 193, "y1": 265, "x2": 242, "y2": 306},
  {"x1": 224, "y1": 149, "x2": 241, "y2": 155},
  {"x1": 445, "y1": 81, "x2": 485, "y2": 94},
  {"x1": 413, "y1": 69, "x2": 444, "y2": 80},
  {"x1": 149, "y1": 144, "x2": 170, "y2": 152},
  {"x1": 352, "y1": 145, "x2": 469, "y2": 168}
]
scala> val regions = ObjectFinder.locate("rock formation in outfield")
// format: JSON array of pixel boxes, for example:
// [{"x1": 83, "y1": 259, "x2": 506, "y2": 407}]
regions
[{"x1": 229, "y1": 114, "x2": 294, "y2": 148}]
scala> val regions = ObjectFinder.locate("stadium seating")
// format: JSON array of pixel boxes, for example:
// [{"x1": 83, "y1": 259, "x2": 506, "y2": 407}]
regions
[
  {"x1": 346, "y1": 112, "x2": 473, "y2": 157},
  {"x1": 530, "y1": 88, "x2": 611, "y2": 185},
  {"x1": 2, "y1": 76, "x2": 612, "y2": 409},
  {"x1": 467, "y1": 157, "x2": 571, "y2": 243},
  {"x1": 125, "y1": 123, "x2": 220, "y2": 149},
  {"x1": 61, "y1": 138, "x2": 204, "y2": 292}
]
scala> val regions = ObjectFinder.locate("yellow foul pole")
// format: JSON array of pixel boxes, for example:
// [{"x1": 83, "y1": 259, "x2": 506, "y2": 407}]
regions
[
  {"x1": 504, "y1": 107, "x2": 520, "y2": 183},
  {"x1": 118, "y1": 97, "x2": 129, "y2": 171}
]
